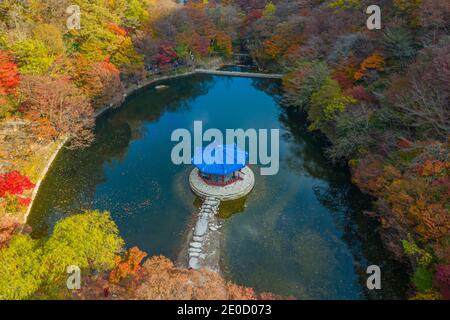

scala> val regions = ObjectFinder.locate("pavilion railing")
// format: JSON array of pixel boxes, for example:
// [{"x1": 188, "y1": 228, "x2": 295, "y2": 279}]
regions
[{"x1": 197, "y1": 171, "x2": 243, "y2": 187}]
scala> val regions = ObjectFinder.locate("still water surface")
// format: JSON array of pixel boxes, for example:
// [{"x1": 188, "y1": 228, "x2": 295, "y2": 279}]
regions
[{"x1": 28, "y1": 74, "x2": 408, "y2": 299}]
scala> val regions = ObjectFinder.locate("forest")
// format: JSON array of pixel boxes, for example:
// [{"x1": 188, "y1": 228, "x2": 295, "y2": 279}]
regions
[{"x1": 0, "y1": 0, "x2": 449, "y2": 300}]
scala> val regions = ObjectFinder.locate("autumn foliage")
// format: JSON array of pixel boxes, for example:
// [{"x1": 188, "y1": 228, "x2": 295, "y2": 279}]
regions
[
  {"x1": 352, "y1": 150, "x2": 449, "y2": 242},
  {"x1": 434, "y1": 265, "x2": 450, "y2": 300},
  {"x1": 109, "y1": 246, "x2": 147, "y2": 284},
  {"x1": 74, "y1": 251, "x2": 282, "y2": 300},
  {"x1": 0, "y1": 217, "x2": 21, "y2": 249},
  {"x1": 0, "y1": 51, "x2": 20, "y2": 96},
  {"x1": 130, "y1": 255, "x2": 280, "y2": 300},
  {"x1": 19, "y1": 75, "x2": 94, "y2": 147},
  {"x1": 344, "y1": 86, "x2": 374, "y2": 102},
  {"x1": 354, "y1": 52, "x2": 385, "y2": 81},
  {"x1": 351, "y1": 143, "x2": 450, "y2": 298},
  {"x1": 157, "y1": 42, "x2": 178, "y2": 69},
  {"x1": 0, "y1": 171, "x2": 34, "y2": 198},
  {"x1": 0, "y1": 171, "x2": 34, "y2": 215},
  {"x1": 264, "y1": 0, "x2": 449, "y2": 298},
  {"x1": 0, "y1": 0, "x2": 449, "y2": 300},
  {"x1": 74, "y1": 57, "x2": 125, "y2": 109}
]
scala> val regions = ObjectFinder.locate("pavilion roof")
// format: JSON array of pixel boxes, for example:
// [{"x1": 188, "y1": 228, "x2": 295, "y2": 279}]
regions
[{"x1": 192, "y1": 144, "x2": 248, "y2": 175}]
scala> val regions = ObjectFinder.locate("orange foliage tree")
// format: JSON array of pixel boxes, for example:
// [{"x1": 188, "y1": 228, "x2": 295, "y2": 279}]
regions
[
  {"x1": 177, "y1": 32, "x2": 210, "y2": 57},
  {"x1": 354, "y1": 52, "x2": 385, "y2": 80},
  {"x1": 73, "y1": 56, "x2": 125, "y2": 109},
  {"x1": 331, "y1": 56, "x2": 358, "y2": 90},
  {"x1": 212, "y1": 31, "x2": 233, "y2": 57},
  {"x1": 19, "y1": 75, "x2": 94, "y2": 147},
  {"x1": 88, "y1": 60, "x2": 124, "y2": 108},
  {"x1": 352, "y1": 145, "x2": 450, "y2": 250},
  {"x1": 264, "y1": 34, "x2": 287, "y2": 60},
  {"x1": 133, "y1": 255, "x2": 228, "y2": 299},
  {"x1": 109, "y1": 246, "x2": 147, "y2": 284},
  {"x1": 121, "y1": 255, "x2": 281, "y2": 300}
]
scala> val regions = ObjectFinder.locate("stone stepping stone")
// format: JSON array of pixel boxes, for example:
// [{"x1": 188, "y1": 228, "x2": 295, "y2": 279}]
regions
[
  {"x1": 190, "y1": 241, "x2": 202, "y2": 249},
  {"x1": 194, "y1": 217, "x2": 208, "y2": 237},
  {"x1": 193, "y1": 236, "x2": 203, "y2": 242},
  {"x1": 189, "y1": 257, "x2": 200, "y2": 269}
]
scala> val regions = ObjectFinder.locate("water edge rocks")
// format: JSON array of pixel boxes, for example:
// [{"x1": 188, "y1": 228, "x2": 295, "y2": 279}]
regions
[
  {"x1": 194, "y1": 217, "x2": 208, "y2": 237},
  {"x1": 189, "y1": 257, "x2": 200, "y2": 269},
  {"x1": 187, "y1": 196, "x2": 221, "y2": 270},
  {"x1": 190, "y1": 241, "x2": 202, "y2": 249}
]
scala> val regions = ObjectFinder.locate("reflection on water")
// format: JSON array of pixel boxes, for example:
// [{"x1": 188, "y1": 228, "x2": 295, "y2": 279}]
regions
[
  {"x1": 28, "y1": 74, "x2": 408, "y2": 299},
  {"x1": 217, "y1": 197, "x2": 248, "y2": 219}
]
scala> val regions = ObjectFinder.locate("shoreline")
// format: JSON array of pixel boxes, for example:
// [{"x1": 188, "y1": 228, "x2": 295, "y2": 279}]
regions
[
  {"x1": 17, "y1": 64, "x2": 412, "y2": 296},
  {"x1": 93, "y1": 70, "x2": 198, "y2": 118},
  {"x1": 22, "y1": 136, "x2": 68, "y2": 224},
  {"x1": 23, "y1": 70, "x2": 197, "y2": 225},
  {"x1": 23, "y1": 61, "x2": 230, "y2": 224},
  {"x1": 22, "y1": 61, "x2": 280, "y2": 274},
  {"x1": 22, "y1": 64, "x2": 282, "y2": 275}
]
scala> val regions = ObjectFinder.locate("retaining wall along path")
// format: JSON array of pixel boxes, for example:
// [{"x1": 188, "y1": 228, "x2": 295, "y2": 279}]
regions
[{"x1": 195, "y1": 69, "x2": 283, "y2": 79}]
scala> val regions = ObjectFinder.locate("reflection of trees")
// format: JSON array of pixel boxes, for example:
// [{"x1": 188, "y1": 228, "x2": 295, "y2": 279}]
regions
[
  {"x1": 250, "y1": 78, "x2": 282, "y2": 103},
  {"x1": 253, "y1": 78, "x2": 341, "y2": 180},
  {"x1": 279, "y1": 106, "x2": 341, "y2": 180},
  {"x1": 28, "y1": 121, "x2": 133, "y2": 238},
  {"x1": 217, "y1": 197, "x2": 247, "y2": 219},
  {"x1": 313, "y1": 180, "x2": 409, "y2": 299},
  {"x1": 191, "y1": 196, "x2": 248, "y2": 219},
  {"x1": 104, "y1": 74, "x2": 216, "y2": 140},
  {"x1": 28, "y1": 74, "x2": 216, "y2": 238},
  {"x1": 278, "y1": 102, "x2": 408, "y2": 299}
]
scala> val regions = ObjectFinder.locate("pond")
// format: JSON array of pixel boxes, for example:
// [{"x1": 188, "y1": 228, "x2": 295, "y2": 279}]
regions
[{"x1": 28, "y1": 73, "x2": 408, "y2": 299}]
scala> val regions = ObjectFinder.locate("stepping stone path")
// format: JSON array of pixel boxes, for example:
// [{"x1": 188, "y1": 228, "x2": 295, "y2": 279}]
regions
[{"x1": 188, "y1": 196, "x2": 221, "y2": 269}]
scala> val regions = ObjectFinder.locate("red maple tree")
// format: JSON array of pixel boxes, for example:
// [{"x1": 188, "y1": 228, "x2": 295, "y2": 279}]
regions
[
  {"x1": 157, "y1": 42, "x2": 177, "y2": 69},
  {"x1": 0, "y1": 171, "x2": 34, "y2": 198},
  {"x1": 0, "y1": 50, "x2": 20, "y2": 96}
]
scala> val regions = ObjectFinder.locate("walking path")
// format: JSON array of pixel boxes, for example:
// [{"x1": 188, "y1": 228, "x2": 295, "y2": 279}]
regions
[
  {"x1": 187, "y1": 197, "x2": 222, "y2": 272},
  {"x1": 195, "y1": 69, "x2": 283, "y2": 79},
  {"x1": 94, "y1": 68, "x2": 283, "y2": 119}
]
